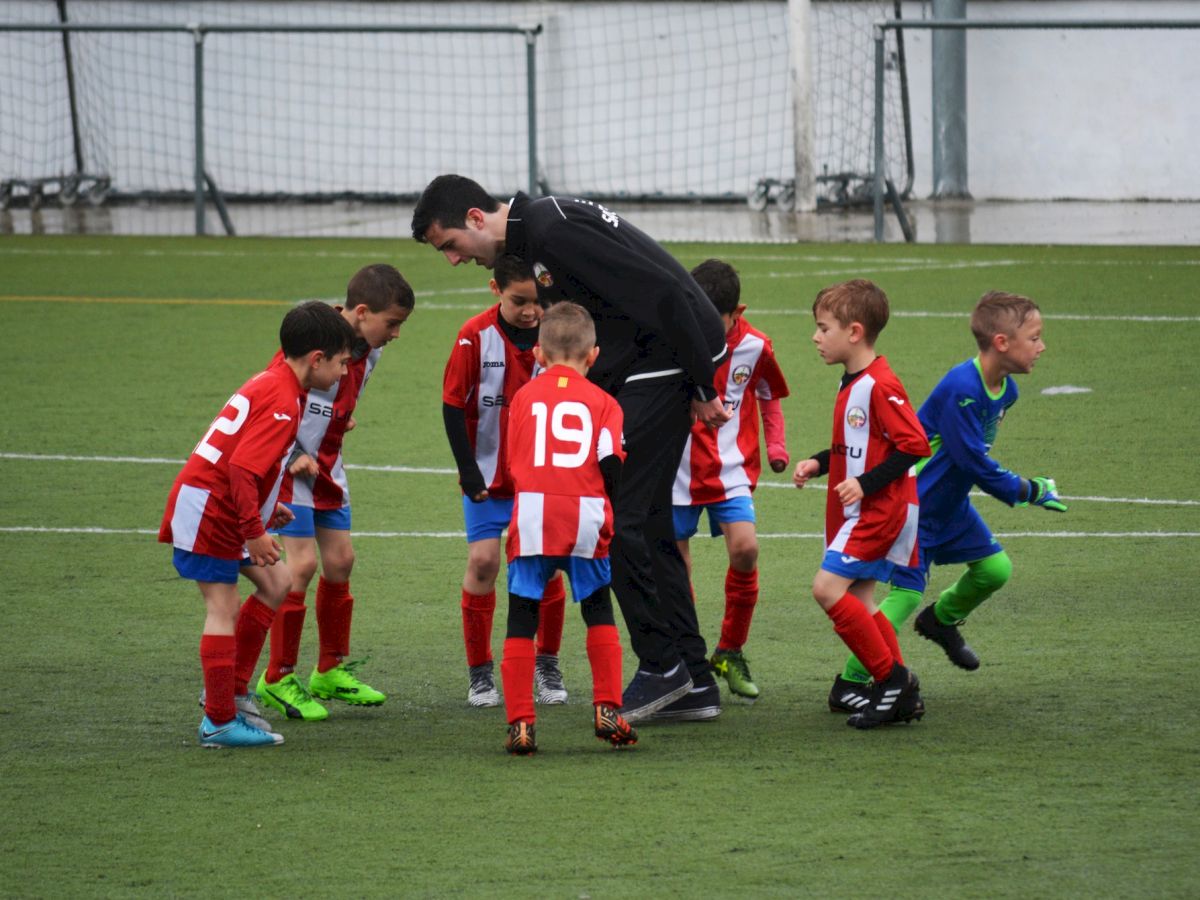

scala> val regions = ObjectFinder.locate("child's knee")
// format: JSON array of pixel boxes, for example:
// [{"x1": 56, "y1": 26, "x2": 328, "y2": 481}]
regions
[
  {"x1": 466, "y1": 548, "x2": 500, "y2": 583},
  {"x1": 727, "y1": 540, "x2": 758, "y2": 572},
  {"x1": 970, "y1": 551, "x2": 1012, "y2": 593},
  {"x1": 323, "y1": 546, "x2": 356, "y2": 582}
]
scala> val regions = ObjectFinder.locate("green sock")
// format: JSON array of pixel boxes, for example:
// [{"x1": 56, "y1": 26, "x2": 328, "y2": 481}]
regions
[
  {"x1": 841, "y1": 586, "x2": 924, "y2": 683},
  {"x1": 933, "y1": 551, "x2": 1012, "y2": 624}
]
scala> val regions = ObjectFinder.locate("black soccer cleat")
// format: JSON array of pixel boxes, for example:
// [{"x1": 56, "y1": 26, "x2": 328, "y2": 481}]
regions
[
  {"x1": 828, "y1": 675, "x2": 873, "y2": 714},
  {"x1": 847, "y1": 663, "x2": 924, "y2": 730},
  {"x1": 915, "y1": 604, "x2": 981, "y2": 671},
  {"x1": 504, "y1": 720, "x2": 537, "y2": 756}
]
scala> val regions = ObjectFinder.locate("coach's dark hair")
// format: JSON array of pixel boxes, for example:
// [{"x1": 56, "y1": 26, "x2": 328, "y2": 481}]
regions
[
  {"x1": 411, "y1": 174, "x2": 500, "y2": 242},
  {"x1": 280, "y1": 301, "x2": 356, "y2": 359},
  {"x1": 347, "y1": 263, "x2": 415, "y2": 313},
  {"x1": 690, "y1": 258, "x2": 741, "y2": 315},
  {"x1": 493, "y1": 254, "x2": 534, "y2": 291},
  {"x1": 538, "y1": 301, "x2": 595, "y2": 362}
]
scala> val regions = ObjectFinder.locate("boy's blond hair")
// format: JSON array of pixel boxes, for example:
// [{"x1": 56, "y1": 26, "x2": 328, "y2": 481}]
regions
[
  {"x1": 812, "y1": 279, "x2": 890, "y2": 344},
  {"x1": 971, "y1": 291, "x2": 1040, "y2": 350},
  {"x1": 538, "y1": 301, "x2": 595, "y2": 362}
]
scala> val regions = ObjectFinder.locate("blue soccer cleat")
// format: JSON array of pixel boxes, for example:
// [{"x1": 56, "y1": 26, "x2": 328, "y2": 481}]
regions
[{"x1": 198, "y1": 714, "x2": 284, "y2": 749}]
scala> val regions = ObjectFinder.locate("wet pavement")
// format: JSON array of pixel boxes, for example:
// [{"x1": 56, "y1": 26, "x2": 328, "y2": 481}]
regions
[{"x1": 1, "y1": 197, "x2": 1196, "y2": 245}]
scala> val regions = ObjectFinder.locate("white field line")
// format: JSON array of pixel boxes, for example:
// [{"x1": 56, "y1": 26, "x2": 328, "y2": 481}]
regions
[
  {"x1": 4, "y1": 451, "x2": 1199, "y2": 508},
  {"x1": 2, "y1": 525, "x2": 1198, "y2": 540}
]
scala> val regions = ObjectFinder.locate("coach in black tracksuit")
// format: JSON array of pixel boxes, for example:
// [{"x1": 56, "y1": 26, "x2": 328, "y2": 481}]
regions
[{"x1": 412, "y1": 176, "x2": 731, "y2": 723}]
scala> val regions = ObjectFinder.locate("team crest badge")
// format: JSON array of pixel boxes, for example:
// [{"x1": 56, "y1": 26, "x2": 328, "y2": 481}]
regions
[
  {"x1": 533, "y1": 262, "x2": 553, "y2": 288},
  {"x1": 732, "y1": 364, "x2": 751, "y2": 385},
  {"x1": 846, "y1": 406, "x2": 867, "y2": 428}
]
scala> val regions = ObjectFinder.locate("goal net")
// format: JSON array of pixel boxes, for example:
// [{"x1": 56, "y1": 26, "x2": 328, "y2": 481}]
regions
[{"x1": 1, "y1": 1, "x2": 911, "y2": 230}]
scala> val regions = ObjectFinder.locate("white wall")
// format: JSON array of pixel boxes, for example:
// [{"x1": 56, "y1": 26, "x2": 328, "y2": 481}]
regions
[{"x1": 900, "y1": 0, "x2": 1200, "y2": 199}]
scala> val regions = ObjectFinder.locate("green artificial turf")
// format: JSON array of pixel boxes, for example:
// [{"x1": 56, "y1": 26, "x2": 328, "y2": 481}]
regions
[{"x1": 1, "y1": 236, "x2": 1197, "y2": 897}]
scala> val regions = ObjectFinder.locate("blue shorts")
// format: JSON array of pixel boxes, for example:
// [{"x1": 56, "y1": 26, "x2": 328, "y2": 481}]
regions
[
  {"x1": 672, "y1": 495, "x2": 756, "y2": 540},
  {"x1": 172, "y1": 547, "x2": 252, "y2": 585},
  {"x1": 273, "y1": 502, "x2": 352, "y2": 538},
  {"x1": 462, "y1": 495, "x2": 513, "y2": 544},
  {"x1": 820, "y1": 549, "x2": 896, "y2": 584},
  {"x1": 893, "y1": 507, "x2": 1002, "y2": 592},
  {"x1": 507, "y1": 556, "x2": 611, "y2": 602}
]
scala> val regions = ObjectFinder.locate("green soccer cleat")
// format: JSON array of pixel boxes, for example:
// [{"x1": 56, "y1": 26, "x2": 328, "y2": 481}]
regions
[
  {"x1": 710, "y1": 648, "x2": 760, "y2": 701},
  {"x1": 308, "y1": 660, "x2": 387, "y2": 706},
  {"x1": 257, "y1": 671, "x2": 330, "y2": 721}
]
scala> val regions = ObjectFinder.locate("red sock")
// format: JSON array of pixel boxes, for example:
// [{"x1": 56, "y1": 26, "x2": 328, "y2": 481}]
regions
[
  {"x1": 586, "y1": 624, "x2": 623, "y2": 708},
  {"x1": 536, "y1": 574, "x2": 566, "y2": 657},
  {"x1": 873, "y1": 610, "x2": 904, "y2": 666},
  {"x1": 461, "y1": 589, "x2": 496, "y2": 668},
  {"x1": 200, "y1": 634, "x2": 237, "y2": 724},
  {"x1": 826, "y1": 593, "x2": 893, "y2": 682},
  {"x1": 234, "y1": 595, "x2": 276, "y2": 695},
  {"x1": 718, "y1": 566, "x2": 759, "y2": 651},
  {"x1": 500, "y1": 637, "x2": 536, "y2": 725},
  {"x1": 267, "y1": 591, "x2": 308, "y2": 683},
  {"x1": 315, "y1": 577, "x2": 353, "y2": 673}
]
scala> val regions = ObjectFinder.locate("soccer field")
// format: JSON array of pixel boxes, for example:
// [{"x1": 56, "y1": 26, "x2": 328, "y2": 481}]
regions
[{"x1": 2, "y1": 235, "x2": 1198, "y2": 897}]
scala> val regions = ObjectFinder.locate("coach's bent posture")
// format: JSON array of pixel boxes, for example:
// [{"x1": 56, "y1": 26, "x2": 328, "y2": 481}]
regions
[{"x1": 412, "y1": 175, "x2": 732, "y2": 722}]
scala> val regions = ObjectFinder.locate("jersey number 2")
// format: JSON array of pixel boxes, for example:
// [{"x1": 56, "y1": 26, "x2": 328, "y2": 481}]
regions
[
  {"x1": 195, "y1": 393, "x2": 250, "y2": 463},
  {"x1": 530, "y1": 400, "x2": 592, "y2": 469}
]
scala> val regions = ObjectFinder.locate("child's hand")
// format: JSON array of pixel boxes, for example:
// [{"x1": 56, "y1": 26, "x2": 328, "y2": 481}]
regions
[
  {"x1": 345, "y1": 416, "x2": 357, "y2": 432},
  {"x1": 266, "y1": 502, "x2": 294, "y2": 531},
  {"x1": 289, "y1": 453, "x2": 319, "y2": 479},
  {"x1": 1025, "y1": 476, "x2": 1067, "y2": 512},
  {"x1": 793, "y1": 458, "x2": 820, "y2": 488},
  {"x1": 246, "y1": 533, "x2": 282, "y2": 567},
  {"x1": 770, "y1": 455, "x2": 789, "y2": 474},
  {"x1": 834, "y1": 477, "x2": 864, "y2": 506}
]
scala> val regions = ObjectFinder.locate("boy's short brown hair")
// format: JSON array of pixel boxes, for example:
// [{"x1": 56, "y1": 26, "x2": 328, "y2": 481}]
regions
[
  {"x1": 812, "y1": 279, "x2": 890, "y2": 344},
  {"x1": 971, "y1": 291, "x2": 1040, "y2": 350},
  {"x1": 538, "y1": 302, "x2": 595, "y2": 362},
  {"x1": 347, "y1": 263, "x2": 415, "y2": 313}
]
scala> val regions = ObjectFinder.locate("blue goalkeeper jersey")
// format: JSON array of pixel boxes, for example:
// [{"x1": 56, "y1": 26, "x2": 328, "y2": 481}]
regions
[{"x1": 915, "y1": 358, "x2": 1023, "y2": 546}]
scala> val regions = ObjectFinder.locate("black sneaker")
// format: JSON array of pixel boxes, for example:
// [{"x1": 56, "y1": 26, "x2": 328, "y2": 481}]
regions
[
  {"x1": 846, "y1": 663, "x2": 924, "y2": 730},
  {"x1": 828, "y1": 675, "x2": 873, "y2": 714},
  {"x1": 620, "y1": 664, "x2": 693, "y2": 724},
  {"x1": 915, "y1": 604, "x2": 980, "y2": 671},
  {"x1": 649, "y1": 678, "x2": 722, "y2": 722}
]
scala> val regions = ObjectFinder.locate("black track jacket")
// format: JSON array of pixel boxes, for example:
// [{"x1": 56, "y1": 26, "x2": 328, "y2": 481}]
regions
[{"x1": 505, "y1": 192, "x2": 728, "y2": 399}]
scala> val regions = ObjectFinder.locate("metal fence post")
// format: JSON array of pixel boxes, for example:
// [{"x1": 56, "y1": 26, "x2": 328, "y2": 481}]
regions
[
  {"x1": 873, "y1": 26, "x2": 885, "y2": 242},
  {"x1": 525, "y1": 28, "x2": 538, "y2": 197},
  {"x1": 192, "y1": 25, "x2": 205, "y2": 236}
]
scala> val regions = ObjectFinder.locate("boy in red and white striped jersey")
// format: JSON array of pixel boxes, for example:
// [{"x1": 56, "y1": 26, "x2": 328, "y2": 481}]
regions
[
  {"x1": 671, "y1": 259, "x2": 790, "y2": 706},
  {"x1": 793, "y1": 279, "x2": 931, "y2": 730},
  {"x1": 159, "y1": 301, "x2": 355, "y2": 748},
  {"x1": 442, "y1": 256, "x2": 568, "y2": 708},
  {"x1": 256, "y1": 265, "x2": 414, "y2": 722},
  {"x1": 499, "y1": 301, "x2": 635, "y2": 755}
]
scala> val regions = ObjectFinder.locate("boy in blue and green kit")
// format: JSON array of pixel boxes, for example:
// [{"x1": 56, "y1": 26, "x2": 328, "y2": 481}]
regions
[{"x1": 830, "y1": 291, "x2": 1067, "y2": 710}]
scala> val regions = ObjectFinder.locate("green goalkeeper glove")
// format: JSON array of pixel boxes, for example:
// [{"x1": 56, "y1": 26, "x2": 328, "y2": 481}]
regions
[{"x1": 1020, "y1": 476, "x2": 1067, "y2": 512}]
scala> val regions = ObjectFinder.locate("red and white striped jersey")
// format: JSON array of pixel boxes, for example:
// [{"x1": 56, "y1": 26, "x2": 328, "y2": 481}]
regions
[
  {"x1": 673, "y1": 317, "x2": 790, "y2": 505},
  {"x1": 824, "y1": 356, "x2": 930, "y2": 566},
  {"x1": 159, "y1": 365, "x2": 303, "y2": 559},
  {"x1": 442, "y1": 305, "x2": 541, "y2": 499},
  {"x1": 505, "y1": 365, "x2": 625, "y2": 561},
  {"x1": 270, "y1": 338, "x2": 382, "y2": 510}
]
